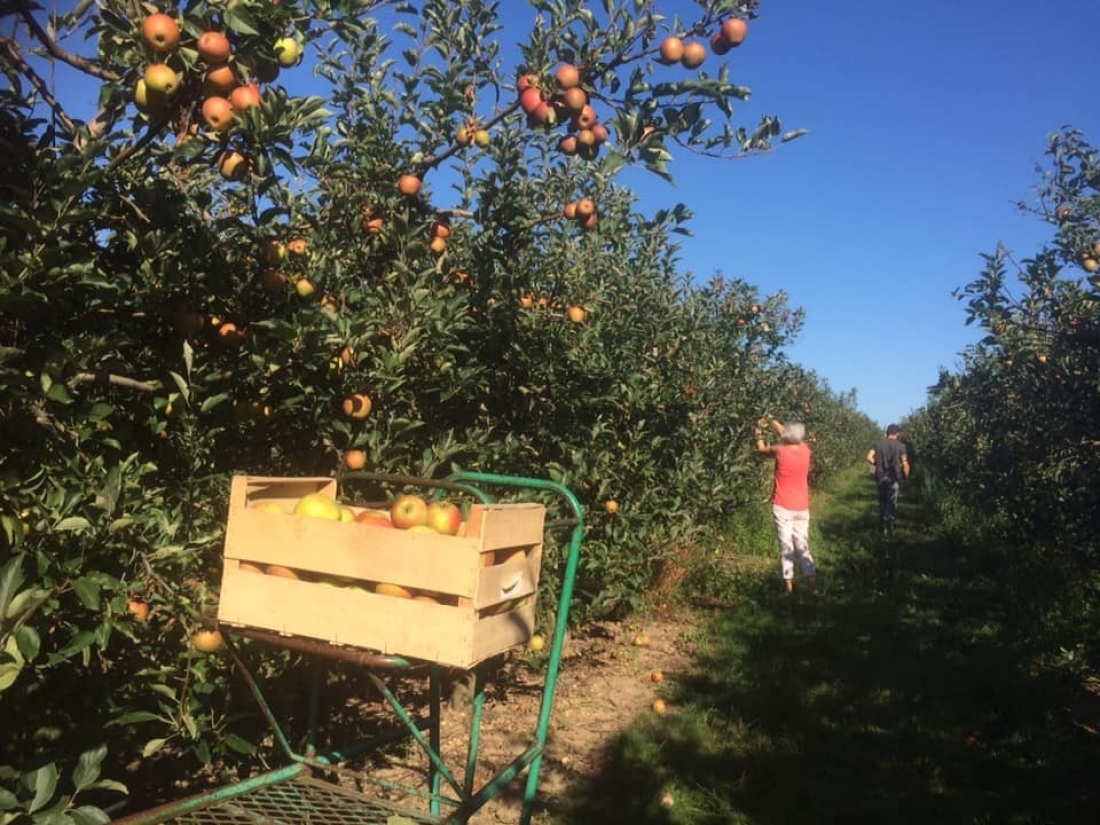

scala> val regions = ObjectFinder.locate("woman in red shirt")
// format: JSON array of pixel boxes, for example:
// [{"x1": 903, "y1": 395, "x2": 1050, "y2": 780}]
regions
[{"x1": 755, "y1": 415, "x2": 816, "y2": 597}]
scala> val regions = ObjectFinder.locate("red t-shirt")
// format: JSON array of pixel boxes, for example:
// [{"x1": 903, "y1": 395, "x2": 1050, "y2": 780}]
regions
[{"x1": 772, "y1": 443, "x2": 811, "y2": 510}]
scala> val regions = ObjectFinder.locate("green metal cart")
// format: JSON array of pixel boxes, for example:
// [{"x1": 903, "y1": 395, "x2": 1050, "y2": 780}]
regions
[{"x1": 111, "y1": 471, "x2": 584, "y2": 825}]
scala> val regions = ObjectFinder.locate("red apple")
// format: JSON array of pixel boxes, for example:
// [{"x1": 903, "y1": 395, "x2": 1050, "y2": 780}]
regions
[
  {"x1": 390, "y1": 494, "x2": 428, "y2": 529},
  {"x1": 426, "y1": 501, "x2": 462, "y2": 536}
]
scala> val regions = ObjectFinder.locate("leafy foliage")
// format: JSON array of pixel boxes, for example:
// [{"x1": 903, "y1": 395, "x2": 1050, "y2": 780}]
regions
[
  {"x1": 0, "y1": 0, "x2": 865, "y2": 800},
  {"x1": 906, "y1": 127, "x2": 1100, "y2": 674}
]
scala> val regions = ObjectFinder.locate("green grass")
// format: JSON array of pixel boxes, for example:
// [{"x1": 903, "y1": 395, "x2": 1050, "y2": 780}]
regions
[{"x1": 541, "y1": 468, "x2": 1100, "y2": 824}]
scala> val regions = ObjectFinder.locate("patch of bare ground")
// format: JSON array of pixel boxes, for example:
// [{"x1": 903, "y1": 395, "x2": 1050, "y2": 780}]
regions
[{"x1": 325, "y1": 611, "x2": 700, "y2": 823}]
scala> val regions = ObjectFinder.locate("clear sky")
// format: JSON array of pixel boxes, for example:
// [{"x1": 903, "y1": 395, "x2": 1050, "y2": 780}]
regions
[
  {"x1": 26, "y1": 0, "x2": 1100, "y2": 427},
  {"x1": 611, "y1": 0, "x2": 1100, "y2": 427}
]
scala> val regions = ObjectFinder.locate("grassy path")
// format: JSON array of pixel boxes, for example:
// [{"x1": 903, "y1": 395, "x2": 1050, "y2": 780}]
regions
[{"x1": 546, "y1": 469, "x2": 1100, "y2": 824}]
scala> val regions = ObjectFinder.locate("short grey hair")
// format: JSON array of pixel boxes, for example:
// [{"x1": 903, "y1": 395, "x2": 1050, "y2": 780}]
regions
[{"x1": 781, "y1": 422, "x2": 806, "y2": 444}]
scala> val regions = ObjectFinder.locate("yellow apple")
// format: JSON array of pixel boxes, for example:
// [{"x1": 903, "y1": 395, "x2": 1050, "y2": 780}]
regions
[{"x1": 293, "y1": 493, "x2": 342, "y2": 520}]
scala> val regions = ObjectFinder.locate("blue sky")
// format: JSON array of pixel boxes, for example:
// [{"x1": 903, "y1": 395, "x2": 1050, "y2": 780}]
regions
[
  {"x1": 25, "y1": 0, "x2": 1100, "y2": 427},
  {"x1": 611, "y1": 0, "x2": 1100, "y2": 426}
]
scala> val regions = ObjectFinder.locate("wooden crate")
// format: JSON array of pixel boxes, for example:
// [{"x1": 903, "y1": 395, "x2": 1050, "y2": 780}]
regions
[{"x1": 216, "y1": 476, "x2": 546, "y2": 669}]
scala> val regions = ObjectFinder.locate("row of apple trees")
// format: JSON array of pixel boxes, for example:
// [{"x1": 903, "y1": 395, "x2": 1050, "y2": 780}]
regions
[
  {"x1": 0, "y1": 0, "x2": 872, "y2": 813},
  {"x1": 905, "y1": 126, "x2": 1100, "y2": 677}
]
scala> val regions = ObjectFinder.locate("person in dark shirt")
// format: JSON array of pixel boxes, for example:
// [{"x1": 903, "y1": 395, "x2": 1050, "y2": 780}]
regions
[{"x1": 866, "y1": 424, "x2": 910, "y2": 536}]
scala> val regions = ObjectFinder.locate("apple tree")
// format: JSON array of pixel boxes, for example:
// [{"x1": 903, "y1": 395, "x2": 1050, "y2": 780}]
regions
[{"x1": 0, "y1": 0, "x2": 825, "y2": 793}]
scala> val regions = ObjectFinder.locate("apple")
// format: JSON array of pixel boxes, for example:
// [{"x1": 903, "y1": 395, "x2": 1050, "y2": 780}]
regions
[
  {"x1": 651, "y1": 670, "x2": 664, "y2": 683},
  {"x1": 496, "y1": 548, "x2": 526, "y2": 566},
  {"x1": 142, "y1": 13, "x2": 180, "y2": 52},
  {"x1": 191, "y1": 629, "x2": 224, "y2": 653},
  {"x1": 356, "y1": 514, "x2": 394, "y2": 529},
  {"x1": 572, "y1": 103, "x2": 598, "y2": 129},
  {"x1": 342, "y1": 393, "x2": 372, "y2": 419},
  {"x1": 340, "y1": 506, "x2": 357, "y2": 523},
  {"x1": 528, "y1": 634, "x2": 545, "y2": 652},
  {"x1": 375, "y1": 582, "x2": 414, "y2": 599},
  {"x1": 218, "y1": 150, "x2": 249, "y2": 181},
  {"x1": 710, "y1": 31, "x2": 732, "y2": 56},
  {"x1": 398, "y1": 174, "x2": 422, "y2": 196},
  {"x1": 568, "y1": 305, "x2": 588, "y2": 324},
  {"x1": 390, "y1": 494, "x2": 429, "y2": 529},
  {"x1": 230, "y1": 83, "x2": 262, "y2": 111},
  {"x1": 204, "y1": 63, "x2": 238, "y2": 96},
  {"x1": 202, "y1": 95, "x2": 234, "y2": 131},
  {"x1": 519, "y1": 87, "x2": 544, "y2": 115},
  {"x1": 293, "y1": 492, "x2": 343, "y2": 521},
  {"x1": 680, "y1": 41, "x2": 706, "y2": 69},
  {"x1": 720, "y1": 17, "x2": 748, "y2": 47},
  {"x1": 555, "y1": 63, "x2": 580, "y2": 89},
  {"x1": 133, "y1": 79, "x2": 170, "y2": 115},
  {"x1": 260, "y1": 237, "x2": 286, "y2": 265},
  {"x1": 575, "y1": 198, "x2": 595, "y2": 218},
  {"x1": 295, "y1": 278, "x2": 316, "y2": 297},
  {"x1": 408, "y1": 524, "x2": 438, "y2": 534},
  {"x1": 127, "y1": 598, "x2": 150, "y2": 622},
  {"x1": 429, "y1": 236, "x2": 447, "y2": 254},
  {"x1": 260, "y1": 268, "x2": 286, "y2": 292},
  {"x1": 287, "y1": 238, "x2": 308, "y2": 256},
  {"x1": 561, "y1": 86, "x2": 587, "y2": 113},
  {"x1": 658, "y1": 36, "x2": 684, "y2": 65},
  {"x1": 144, "y1": 63, "x2": 180, "y2": 96},
  {"x1": 197, "y1": 31, "x2": 232, "y2": 64},
  {"x1": 605, "y1": 499, "x2": 619, "y2": 514},
  {"x1": 238, "y1": 562, "x2": 264, "y2": 574},
  {"x1": 651, "y1": 698, "x2": 667, "y2": 715},
  {"x1": 345, "y1": 449, "x2": 367, "y2": 470},
  {"x1": 265, "y1": 564, "x2": 300, "y2": 579},
  {"x1": 474, "y1": 128, "x2": 490, "y2": 147},
  {"x1": 274, "y1": 37, "x2": 302, "y2": 68}
]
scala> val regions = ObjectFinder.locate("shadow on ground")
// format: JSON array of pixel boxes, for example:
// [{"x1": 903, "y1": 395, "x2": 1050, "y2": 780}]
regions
[{"x1": 544, "y1": 475, "x2": 1100, "y2": 824}]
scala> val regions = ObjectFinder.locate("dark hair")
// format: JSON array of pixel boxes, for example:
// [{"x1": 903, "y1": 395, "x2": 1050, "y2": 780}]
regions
[{"x1": 886, "y1": 424, "x2": 900, "y2": 435}]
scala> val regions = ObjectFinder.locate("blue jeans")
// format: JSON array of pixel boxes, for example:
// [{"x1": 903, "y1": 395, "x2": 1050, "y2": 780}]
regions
[{"x1": 877, "y1": 479, "x2": 899, "y2": 527}]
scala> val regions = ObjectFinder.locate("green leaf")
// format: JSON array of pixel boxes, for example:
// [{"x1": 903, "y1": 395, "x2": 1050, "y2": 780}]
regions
[
  {"x1": 199, "y1": 393, "x2": 230, "y2": 413},
  {"x1": 141, "y1": 738, "x2": 167, "y2": 758},
  {"x1": 14, "y1": 626, "x2": 40, "y2": 662},
  {"x1": 4, "y1": 588, "x2": 49, "y2": 621},
  {"x1": 26, "y1": 762, "x2": 58, "y2": 814},
  {"x1": 0, "y1": 788, "x2": 19, "y2": 811},
  {"x1": 72, "y1": 745, "x2": 106, "y2": 791},
  {"x1": 105, "y1": 711, "x2": 163, "y2": 727},
  {"x1": 0, "y1": 661, "x2": 23, "y2": 691},
  {"x1": 55, "y1": 517, "x2": 91, "y2": 532},
  {"x1": 169, "y1": 371, "x2": 190, "y2": 403},
  {"x1": 48, "y1": 630, "x2": 96, "y2": 664},
  {"x1": 72, "y1": 577, "x2": 101, "y2": 610},
  {"x1": 87, "y1": 780, "x2": 127, "y2": 795},
  {"x1": 0, "y1": 554, "x2": 26, "y2": 620},
  {"x1": 70, "y1": 806, "x2": 111, "y2": 825},
  {"x1": 223, "y1": 733, "x2": 256, "y2": 755}
]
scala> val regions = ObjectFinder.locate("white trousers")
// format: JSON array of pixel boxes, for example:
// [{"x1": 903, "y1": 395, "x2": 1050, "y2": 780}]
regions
[{"x1": 772, "y1": 504, "x2": 815, "y2": 581}]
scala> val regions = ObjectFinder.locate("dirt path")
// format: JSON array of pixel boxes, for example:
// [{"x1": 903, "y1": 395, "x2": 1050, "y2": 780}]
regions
[{"x1": 346, "y1": 613, "x2": 699, "y2": 823}]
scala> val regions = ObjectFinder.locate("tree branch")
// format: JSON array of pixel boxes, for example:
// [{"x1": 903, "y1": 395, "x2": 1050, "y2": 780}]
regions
[
  {"x1": 70, "y1": 372, "x2": 162, "y2": 393},
  {"x1": 0, "y1": 36, "x2": 76, "y2": 137},
  {"x1": 15, "y1": 0, "x2": 121, "y2": 82}
]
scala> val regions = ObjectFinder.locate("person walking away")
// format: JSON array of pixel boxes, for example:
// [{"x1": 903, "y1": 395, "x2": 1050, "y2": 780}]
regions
[
  {"x1": 866, "y1": 424, "x2": 911, "y2": 536},
  {"x1": 755, "y1": 416, "x2": 816, "y2": 597}
]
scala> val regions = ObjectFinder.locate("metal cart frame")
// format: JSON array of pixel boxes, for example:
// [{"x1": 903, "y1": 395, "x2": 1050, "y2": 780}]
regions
[{"x1": 111, "y1": 471, "x2": 584, "y2": 825}]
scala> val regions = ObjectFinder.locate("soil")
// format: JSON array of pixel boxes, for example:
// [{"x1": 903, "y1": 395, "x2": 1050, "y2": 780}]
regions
[{"x1": 330, "y1": 612, "x2": 699, "y2": 823}]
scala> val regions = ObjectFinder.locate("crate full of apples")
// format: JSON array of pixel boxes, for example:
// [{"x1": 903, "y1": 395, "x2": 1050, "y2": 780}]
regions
[{"x1": 216, "y1": 476, "x2": 545, "y2": 668}]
